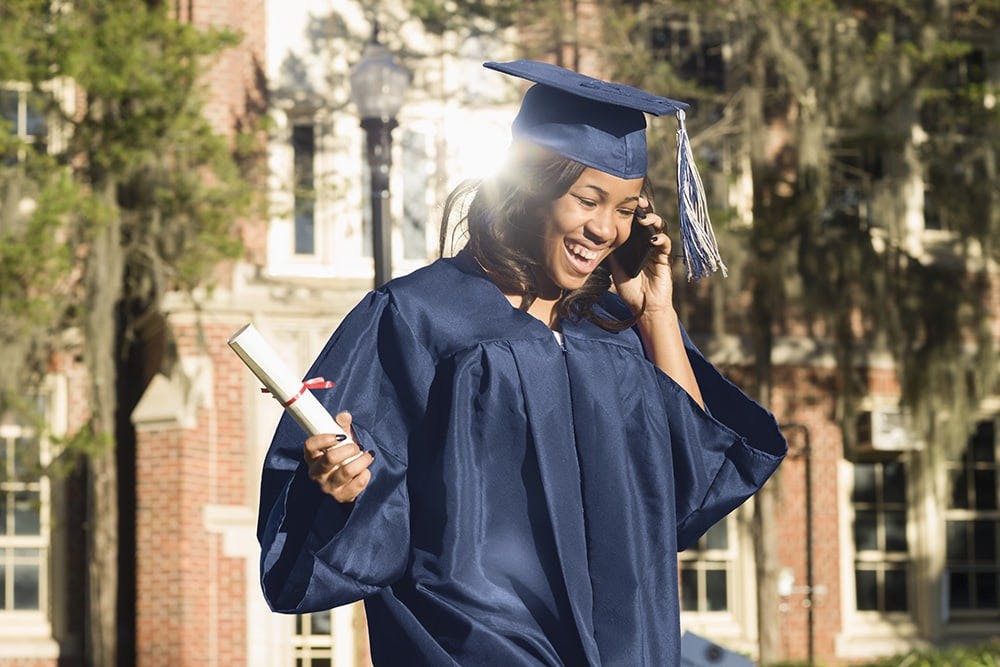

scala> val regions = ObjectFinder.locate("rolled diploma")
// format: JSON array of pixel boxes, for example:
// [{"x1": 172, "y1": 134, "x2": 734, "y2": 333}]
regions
[{"x1": 228, "y1": 322, "x2": 348, "y2": 440}]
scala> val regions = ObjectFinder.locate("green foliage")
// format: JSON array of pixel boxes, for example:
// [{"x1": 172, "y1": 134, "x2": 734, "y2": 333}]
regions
[
  {"x1": 0, "y1": 0, "x2": 254, "y2": 442},
  {"x1": 0, "y1": 149, "x2": 79, "y2": 406},
  {"x1": 858, "y1": 639, "x2": 1000, "y2": 666},
  {"x1": 408, "y1": 0, "x2": 518, "y2": 36},
  {"x1": 652, "y1": 0, "x2": 1000, "y2": 461}
]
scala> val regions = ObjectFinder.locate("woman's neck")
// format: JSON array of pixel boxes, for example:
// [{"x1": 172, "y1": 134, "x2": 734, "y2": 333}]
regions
[
  {"x1": 503, "y1": 293, "x2": 561, "y2": 330},
  {"x1": 474, "y1": 253, "x2": 563, "y2": 329}
]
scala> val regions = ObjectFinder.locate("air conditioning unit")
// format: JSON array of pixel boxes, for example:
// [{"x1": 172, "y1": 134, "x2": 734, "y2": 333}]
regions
[{"x1": 855, "y1": 407, "x2": 923, "y2": 452}]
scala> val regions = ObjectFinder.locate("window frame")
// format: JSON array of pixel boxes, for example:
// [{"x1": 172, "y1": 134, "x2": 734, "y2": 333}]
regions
[
  {"x1": 1, "y1": 83, "x2": 48, "y2": 163},
  {"x1": 291, "y1": 122, "x2": 317, "y2": 257},
  {"x1": 942, "y1": 419, "x2": 1000, "y2": 621},
  {"x1": 678, "y1": 507, "x2": 758, "y2": 654},
  {"x1": 835, "y1": 455, "x2": 921, "y2": 660},
  {"x1": 0, "y1": 424, "x2": 50, "y2": 618},
  {"x1": 0, "y1": 380, "x2": 63, "y2": 660},
  {"x1": 850, "y1": 459, "x2": 911, "y2": 616},
  {"x1": 265, "y1": 107, "x2": 380, "y2": 280},
  {"x1": 679, "y1": 516, "x2": 735, "y2": 615},
  {"x1": 290, "y1": 603, "x2": 361, "y2": 667}
]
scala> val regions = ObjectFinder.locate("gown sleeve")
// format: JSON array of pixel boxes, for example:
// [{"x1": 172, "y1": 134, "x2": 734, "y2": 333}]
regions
[
  {"x1": 256, "y1": 290, "x2": 434, "y2": 613},
  {"x1": 656, "y1": 325, "x2": 787, "y2": 551}
]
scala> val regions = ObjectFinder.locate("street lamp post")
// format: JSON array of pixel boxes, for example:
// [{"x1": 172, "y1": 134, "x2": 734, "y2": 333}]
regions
[{"x1": 349, "y1": 27, "x2": 409, "y2": 288}]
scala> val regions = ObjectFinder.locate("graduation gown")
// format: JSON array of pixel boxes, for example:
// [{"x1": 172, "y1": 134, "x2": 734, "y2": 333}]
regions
[{"x1": 257, "y1": 249, "x2": 786, "y2": 666}]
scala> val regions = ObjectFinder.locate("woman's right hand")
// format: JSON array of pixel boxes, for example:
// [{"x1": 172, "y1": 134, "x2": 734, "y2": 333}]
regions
[{"x1": 304, "y1": 411, "x2": 376, "y2": 503}]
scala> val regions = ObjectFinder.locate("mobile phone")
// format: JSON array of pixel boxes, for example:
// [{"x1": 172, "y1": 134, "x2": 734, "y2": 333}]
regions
[{"x1": 612, "y1": 209, "x2": 655, "y2": 278}]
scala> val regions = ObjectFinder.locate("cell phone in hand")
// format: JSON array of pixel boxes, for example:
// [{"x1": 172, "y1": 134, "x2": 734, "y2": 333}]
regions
[{"x1": 612, "y1": 208, "x2": 655, "y2": 279}]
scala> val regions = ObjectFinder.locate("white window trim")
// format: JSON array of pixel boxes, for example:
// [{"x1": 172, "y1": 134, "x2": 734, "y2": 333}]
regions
[
  {"x1": 290, "y1": 604, "x2": 360, "y2": 667},
  {"x1": 1, "y1": 77, "x2": 75, "y2": 155},
  {"x1": 0, "y1": 375, "x2": 65, "y2": 659},
  {"x1": 939, "y1": 415, "x2": 1000, "y2": 633},
  {"x1": 680, "y1": 504, "x2": 758, "y2": 655},
  {"x1": 266, "y1": 107, "x2": 378, "y2": 280},
  {"x1": 835, "y1": 458, "x2": 923, "y2": 659}
]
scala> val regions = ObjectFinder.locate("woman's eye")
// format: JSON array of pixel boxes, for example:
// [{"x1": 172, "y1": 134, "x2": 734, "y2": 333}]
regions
[
  {"x1": 618, "y1": 208, "x2": 636, "y2": 218},
  {"x1": 574, "y1": 196, "x2": 596, "y2": 208}
]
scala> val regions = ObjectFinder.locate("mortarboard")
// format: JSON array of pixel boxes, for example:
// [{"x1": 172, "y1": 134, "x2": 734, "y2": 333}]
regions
[{"x1": 484, "y1": 59, "x2": 727, "y2": 281}]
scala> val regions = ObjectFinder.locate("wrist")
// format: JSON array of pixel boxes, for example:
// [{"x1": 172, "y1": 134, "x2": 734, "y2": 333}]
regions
[{"x1": 636, "y1": 305, "x2": 679, "y2": 330}]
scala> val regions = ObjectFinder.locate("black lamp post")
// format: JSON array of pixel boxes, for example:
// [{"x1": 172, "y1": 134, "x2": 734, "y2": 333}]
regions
[{"x1": 349, "y1": 27, "x2": 409, "y2": 288}]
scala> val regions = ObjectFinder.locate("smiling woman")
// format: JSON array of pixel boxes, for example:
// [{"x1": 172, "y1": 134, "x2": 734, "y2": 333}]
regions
[{"x1": 257, "y1": 60, "x2": 786, "y2": 666}]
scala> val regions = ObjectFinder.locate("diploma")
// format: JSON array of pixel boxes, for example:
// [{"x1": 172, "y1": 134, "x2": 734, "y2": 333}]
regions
[{"x1": 228, "y1": 323, "x2": 348, "y2": 439}]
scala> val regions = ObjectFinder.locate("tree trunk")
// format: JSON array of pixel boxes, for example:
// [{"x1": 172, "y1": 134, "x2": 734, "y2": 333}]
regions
[
  {"x1": 751, "y1": 286, "x2": 782, "y2": 665},
  {"x1": 743, "y1": 40, "x2": 783, "y2": 664},
  {"x1": 753, "y1": 462, "x2": 782, "y2": 664},
  {"x1": 83, "y1": 177, "x2": 123, "y2": 667}
]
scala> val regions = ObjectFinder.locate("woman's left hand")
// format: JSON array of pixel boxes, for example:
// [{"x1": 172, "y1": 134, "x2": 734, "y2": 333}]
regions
[{"x1": 608, "y1": 197, "x2": 675, "y2": 316}]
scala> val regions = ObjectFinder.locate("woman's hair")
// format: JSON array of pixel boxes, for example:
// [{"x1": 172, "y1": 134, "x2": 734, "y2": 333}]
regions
[{"x1": 438, "y1": 143, "x2": 651, "y2": 332}]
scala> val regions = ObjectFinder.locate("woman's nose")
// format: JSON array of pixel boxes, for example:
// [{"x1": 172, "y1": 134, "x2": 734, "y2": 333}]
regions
[{"x1": 584, "y1": 208, "x2": 615, "y2": 244}]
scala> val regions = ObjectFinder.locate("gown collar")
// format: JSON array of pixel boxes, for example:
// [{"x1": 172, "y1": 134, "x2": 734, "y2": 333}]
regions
[{"x1": 447, "y1": 248, "x2": 632, "y2": 346}]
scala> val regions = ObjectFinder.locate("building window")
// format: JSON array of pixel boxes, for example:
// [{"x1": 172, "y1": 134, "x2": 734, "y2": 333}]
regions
[
  {"x1": 679, "y1": 517, "x2": 732, "y2": 612},
  {"x1": 852, "y1": 460, "x2": 909, "y2": 613},
  {"x1": 0, "y1": 418, "x2": 48, "y2": 614},
  {"x1": 1, "y1": 86, "x2": 48, "y2": 161},
  {"x1": 945, "y1": 420, "x2": 999, "y2": 613},
  {"x1": 293, "y1": 611, "x2": 333, "y2": 667},
  {"x1": 292, "y1": 123, "x2": 316, "y2": 256}
]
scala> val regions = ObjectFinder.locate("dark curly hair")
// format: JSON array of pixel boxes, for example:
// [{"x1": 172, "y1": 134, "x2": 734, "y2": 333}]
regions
[{"x1": 438, "y1": 143, "x2": 651, "y2": 332}]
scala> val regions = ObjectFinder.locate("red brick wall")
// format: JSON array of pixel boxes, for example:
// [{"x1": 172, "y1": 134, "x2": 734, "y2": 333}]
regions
[
  {"x1": 724, "y1": 363, "x2": 846, "y2": 662},
  {"x1": 768, "y1": 365, "x2": 844, "y2": 661},
  {"x1": 136, "y1": 425, "x2": 187, "y2": 666},
  {"x1": 186, "y1": 0, "x2": 269, "y2": 267},
  {"x1": 135, "y1": 320, "x2": 251, "y2": 667},
  {"x1": 182, "y1": 0, "x2": 266, "y2": 139}
]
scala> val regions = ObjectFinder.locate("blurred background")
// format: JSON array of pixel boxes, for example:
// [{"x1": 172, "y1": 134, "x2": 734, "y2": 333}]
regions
[{"x1": 1, "y1": 0, "x2": 998, "y2": 665}]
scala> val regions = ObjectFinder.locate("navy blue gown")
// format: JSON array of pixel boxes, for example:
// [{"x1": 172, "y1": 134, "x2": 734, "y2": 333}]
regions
[{"x1": 257, "y1": 249, "x2": 786, "y2": 665}]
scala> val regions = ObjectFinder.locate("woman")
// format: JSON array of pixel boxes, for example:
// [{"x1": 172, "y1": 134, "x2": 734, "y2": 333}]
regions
[{"x1": 257, "y1": 60, "x2": 786, "y2": 665}]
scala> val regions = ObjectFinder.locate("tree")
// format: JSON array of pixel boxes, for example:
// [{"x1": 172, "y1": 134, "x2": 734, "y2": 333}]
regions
[
  {"x1": 610, "y1": 2, "x2": 997, "y2": 659},
  {"x1": 0, "y1": 1, "x2": 254, "y2": 664}
]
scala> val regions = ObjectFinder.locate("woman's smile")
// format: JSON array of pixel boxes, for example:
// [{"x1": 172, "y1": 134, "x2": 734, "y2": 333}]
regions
[{"x1": 563, "y1": 239, "x2": 603, "y2": 273}]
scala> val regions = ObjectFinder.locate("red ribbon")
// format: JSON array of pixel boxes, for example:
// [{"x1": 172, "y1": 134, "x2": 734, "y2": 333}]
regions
[{"x1": 262, "y1": 377, "x2": 335, "y2": 407}]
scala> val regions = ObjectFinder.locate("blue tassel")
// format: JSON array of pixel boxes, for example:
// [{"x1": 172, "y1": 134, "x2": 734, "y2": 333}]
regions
[{"x1": 676, "y1": 110, "x2": 727, "y2": 281}]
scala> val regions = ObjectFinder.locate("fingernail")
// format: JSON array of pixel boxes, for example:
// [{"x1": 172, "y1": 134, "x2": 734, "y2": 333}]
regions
[
  {"x1": 335, "y1": 434, "x2": 347, "y2": 442},
  {"x1": 367, "y1": 449, "x2": 376, "y2": 460}
]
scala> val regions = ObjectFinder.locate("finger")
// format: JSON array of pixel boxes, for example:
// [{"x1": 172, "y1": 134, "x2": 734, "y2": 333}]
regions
[
  {"x1": 330, "y1": 450, "x2": 375, "y2": 484},
  {"x1": 304, "y1": 433, "x2": 349, "y2": 459},
  {"x1": 309, "y1": 443, "x2": 362, "y2": 481},
  {"x1": 325, "y1": 442, "x2": 364, "y2": 467},
  {"x1": 335, "y1": 411, "x2": 354, "y2": 437},
  {"x1": 649, "y1": 233, "x2": 673, "y2": 254},
  {"x1": 333, "y1": 468, "x2": 372, "y2": 502}
]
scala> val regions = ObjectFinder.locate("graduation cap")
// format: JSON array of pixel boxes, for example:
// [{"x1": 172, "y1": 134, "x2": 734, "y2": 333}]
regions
[{"x1": 484, "y1": 59, "x2": 727, "y2": 281}]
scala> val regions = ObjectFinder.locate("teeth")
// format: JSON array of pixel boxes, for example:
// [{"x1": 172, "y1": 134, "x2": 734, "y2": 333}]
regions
[{"x1": 566, "y1": 242, "x2": 599, "y2": 261}]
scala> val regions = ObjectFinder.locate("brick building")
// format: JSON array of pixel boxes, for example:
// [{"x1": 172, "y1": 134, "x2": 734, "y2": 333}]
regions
[{"x1": 1, "y1": 1, "x2": 997, "y2": 666}]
